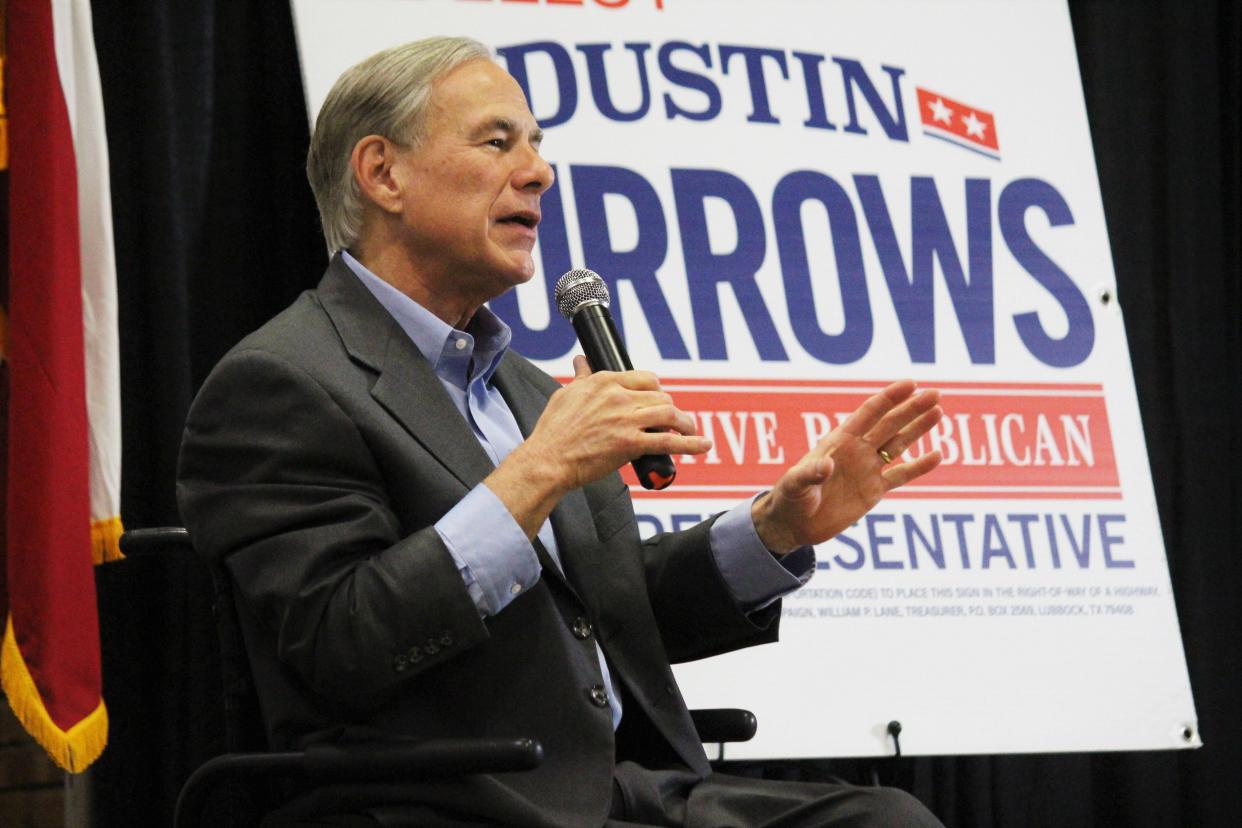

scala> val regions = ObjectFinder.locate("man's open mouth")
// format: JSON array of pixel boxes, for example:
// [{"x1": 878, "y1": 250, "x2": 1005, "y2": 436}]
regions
[{"x1": 498, "y1": 211, "x2": 540, "y2": 229}]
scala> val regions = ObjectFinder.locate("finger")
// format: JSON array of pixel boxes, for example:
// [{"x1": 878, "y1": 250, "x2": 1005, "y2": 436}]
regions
[
  {"x1": 778, "y1": 452, "x2": 834, "y2": 495},
  {"x1": 803, "y1": 423, "x2": 845, "y2": 468},
  {"x1": 881, "y1": 450, "x2": 942, "y2": 490},
  {"x1": 572, "y1": 354, "x2": 592, "y2": 379},
  {"x1": 634, "y1": 404, "x2": 697, "y2": 436},
  {"x1": 643, "y1": 431, "x2": 712, "y2": 457},
  {"x1": 865, "y1": 388, "x2": 940, "y2": 448},
  {"x1": 879, "y1": 405, "x2": 943, "y2": 459},
  {"x1": 628, "y1": 390, "x2": 675, "y2": 411},
  {"x1": 614, "y1": 369, "x2": 662, "y2": 391},
  {"x1": 837, "y1": 380, "x2": 917, "y2": 437}
]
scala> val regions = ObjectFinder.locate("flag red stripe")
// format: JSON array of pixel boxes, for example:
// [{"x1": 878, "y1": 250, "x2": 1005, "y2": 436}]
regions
[{"x1": 6, "y1": 0, "x2": 102, "y2": 731}]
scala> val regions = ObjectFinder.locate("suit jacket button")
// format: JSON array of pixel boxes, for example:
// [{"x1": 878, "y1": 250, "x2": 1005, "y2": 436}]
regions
[
  {"x1": 407, "y1": 646, "x2": 423, "y2": 663},
  {"x1": 588, "y1": 685, "x2": 609, "y2": 708},
  {"x1": 393, "y1": 655, "x2": 408, "y2": 673},
  {"x1": 439, "y1": 631, "x2": 454, "y2": 647},
  {"x1": 424, "y1": 639, "x2": 440, "y2": 655},
  {"x1": 572, "y1": 617, "x2": 593, "y2": 640}
]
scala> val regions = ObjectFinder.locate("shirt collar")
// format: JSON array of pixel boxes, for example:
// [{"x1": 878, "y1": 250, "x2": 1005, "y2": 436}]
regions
[{"x1": 341, "y1": 250, "x2": 512, "y2": 390}]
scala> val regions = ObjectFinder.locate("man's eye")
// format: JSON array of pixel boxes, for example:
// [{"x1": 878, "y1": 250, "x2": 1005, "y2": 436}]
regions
[{"x1": 487, "y1": 138, "x2": 507, "y2": 148}]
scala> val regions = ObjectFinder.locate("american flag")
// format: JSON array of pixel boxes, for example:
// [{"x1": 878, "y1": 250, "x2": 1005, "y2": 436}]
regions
[{"x1": 917, "y1": 87, "x2": 1000, "y2": 160}]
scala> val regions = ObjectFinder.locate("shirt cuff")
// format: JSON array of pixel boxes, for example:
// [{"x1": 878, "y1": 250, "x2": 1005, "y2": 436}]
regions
[
  {"x1": 709, "y1": 494, "x2": 816, "y2": 611},
  {"x1": 435, "y1": 483, "x2": 542, "y2": 617}
]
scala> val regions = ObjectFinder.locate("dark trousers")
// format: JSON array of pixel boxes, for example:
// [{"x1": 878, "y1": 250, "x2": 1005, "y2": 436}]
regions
[{"x1": 606, "y1": 762, "x2": 943, "y2": 828}]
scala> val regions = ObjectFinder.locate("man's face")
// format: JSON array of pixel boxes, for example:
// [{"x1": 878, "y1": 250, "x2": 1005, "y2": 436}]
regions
[{"x1": 390, "y1": 59, "x2": 553, "y2": 303}]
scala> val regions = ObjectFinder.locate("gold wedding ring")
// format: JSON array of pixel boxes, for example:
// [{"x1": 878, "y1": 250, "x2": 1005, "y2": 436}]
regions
[{"x1": 877, "y1": 448, "x2": 894, "y2": 464}]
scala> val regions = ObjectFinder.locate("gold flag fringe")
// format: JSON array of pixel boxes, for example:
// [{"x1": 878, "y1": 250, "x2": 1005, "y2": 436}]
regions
[
  {"x1": 91, "y1": 515, "x2": 125, "y2": 564},
  {"x1": 1, "y1": 616, "x2": 109, "y2": 772}
]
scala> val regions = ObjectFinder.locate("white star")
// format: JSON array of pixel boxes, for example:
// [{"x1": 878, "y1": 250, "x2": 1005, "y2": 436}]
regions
[
  {"x1": 928, "y1": 97, "x2": 953, "y2": 124},
  {"x1": 962, "y1": 111, "x2": 987, "y2": 139}
]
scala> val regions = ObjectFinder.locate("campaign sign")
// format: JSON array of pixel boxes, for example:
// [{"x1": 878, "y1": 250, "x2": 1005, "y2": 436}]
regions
[{"x1": 291, "y1": 0, "x2": 1199, "y2": 758}]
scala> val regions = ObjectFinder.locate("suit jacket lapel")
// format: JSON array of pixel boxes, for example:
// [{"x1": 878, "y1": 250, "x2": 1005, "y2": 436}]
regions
[
  {"x1": 317, "y1": 255, "x2": 495, "y2": 491},
  {"x1": 319, "y1": 256, "x2": 600, "y2": 597}
]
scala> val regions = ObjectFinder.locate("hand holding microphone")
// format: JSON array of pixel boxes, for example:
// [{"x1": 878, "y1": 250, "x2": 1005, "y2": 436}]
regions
[{"x1": 554, "y1": 269, "x2": 682, "y2": 490}]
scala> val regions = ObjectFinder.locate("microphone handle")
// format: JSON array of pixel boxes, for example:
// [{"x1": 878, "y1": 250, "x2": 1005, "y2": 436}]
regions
[{"x1": 571, "y1": 305, "x2": 677, "y2": 491}]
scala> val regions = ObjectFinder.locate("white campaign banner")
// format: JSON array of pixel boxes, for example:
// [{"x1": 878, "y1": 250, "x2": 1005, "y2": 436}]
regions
[{"x1": 291, "y1": 0, "x2": 1199, "y2": 758}]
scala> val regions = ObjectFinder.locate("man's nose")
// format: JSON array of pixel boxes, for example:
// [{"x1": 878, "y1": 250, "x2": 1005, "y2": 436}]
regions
[{"x1": 513, "y1": 145, "x2": 554, "y2": 193}]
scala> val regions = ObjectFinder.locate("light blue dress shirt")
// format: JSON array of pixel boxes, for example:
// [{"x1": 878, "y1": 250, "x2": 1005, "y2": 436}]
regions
[{"x1": 342, "y1": 251, "x2": 813, "y2": 729}]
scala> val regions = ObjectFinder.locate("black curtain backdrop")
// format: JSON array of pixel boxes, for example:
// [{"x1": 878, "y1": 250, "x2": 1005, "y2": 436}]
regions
[
  {"x1": 85, "y1": 1, "x2": 1241, "y2": 825},
  {"x1": 89, "y1": 2, "x2": 322, "y2": 823}
]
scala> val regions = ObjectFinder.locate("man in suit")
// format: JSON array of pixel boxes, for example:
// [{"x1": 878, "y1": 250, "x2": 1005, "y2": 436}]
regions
[{"x1": 177, "y1": 36, "x2": 945, "y2": 827}]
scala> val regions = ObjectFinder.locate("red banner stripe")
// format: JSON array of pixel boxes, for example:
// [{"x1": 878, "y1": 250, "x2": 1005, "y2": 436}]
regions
[{"x1": 586, "y1": 378, "x2": 1120, "y2": 499}]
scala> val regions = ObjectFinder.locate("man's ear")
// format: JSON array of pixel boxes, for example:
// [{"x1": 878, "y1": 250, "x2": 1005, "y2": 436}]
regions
[{"x1": 350, "y1": 135, "x2": 405, "y2": 214}]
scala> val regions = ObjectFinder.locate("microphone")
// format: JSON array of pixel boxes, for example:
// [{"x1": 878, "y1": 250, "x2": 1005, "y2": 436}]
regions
[{"x1": 554, "y1": 269, "x2": 677, "y2": 491}]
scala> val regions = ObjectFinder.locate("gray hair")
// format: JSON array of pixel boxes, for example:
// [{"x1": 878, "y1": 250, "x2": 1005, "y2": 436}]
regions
[{"x1": 306, "y1": 36, "x2": 494, "y2": 253}]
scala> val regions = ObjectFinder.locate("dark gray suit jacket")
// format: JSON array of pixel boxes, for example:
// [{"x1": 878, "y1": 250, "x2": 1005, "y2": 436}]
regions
[{"x1": 177, "y1": 255, "x2": 781, "y2": 826}]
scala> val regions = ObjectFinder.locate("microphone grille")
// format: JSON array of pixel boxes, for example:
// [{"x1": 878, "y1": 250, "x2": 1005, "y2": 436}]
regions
[{"x1": 554, "y1": 269, "x2": 610, "y2": 320}]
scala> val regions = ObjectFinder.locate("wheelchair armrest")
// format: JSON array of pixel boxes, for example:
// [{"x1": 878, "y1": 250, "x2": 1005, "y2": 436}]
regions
[
  {"x1": 174, "y1": 738, "x2": 542, "y2": 828},
  {"x1": 119, "y1": 526, "x2": 193, "y2": 555},
  {"x1": 689, "y1": 708, "x2": 757, "y2": 744},
  {"x1": 303, "y1": 737, "x2": 543, "y2": 780}
]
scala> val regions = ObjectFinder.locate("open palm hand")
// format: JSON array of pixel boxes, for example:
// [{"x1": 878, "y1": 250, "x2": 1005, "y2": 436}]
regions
[{"x1": 753, "y1": 381, "x2": 944, "y2": 553}]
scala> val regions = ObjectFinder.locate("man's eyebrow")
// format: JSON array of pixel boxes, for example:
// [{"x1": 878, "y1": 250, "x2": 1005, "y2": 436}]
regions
[{"x1": 470, "y1": 117, "x2": 515, "y2": 137}]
